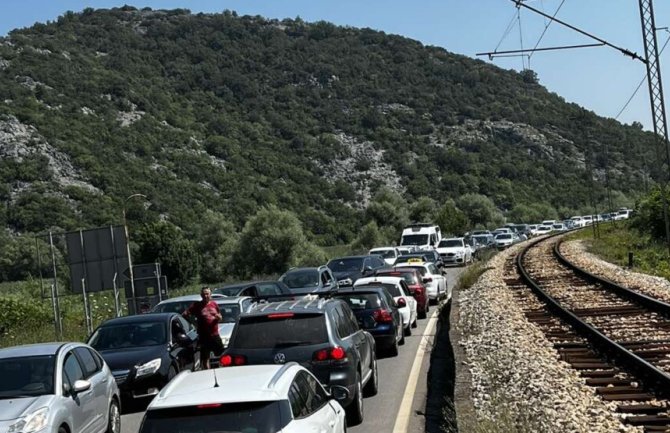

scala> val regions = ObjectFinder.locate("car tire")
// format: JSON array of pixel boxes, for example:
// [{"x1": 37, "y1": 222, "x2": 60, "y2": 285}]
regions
[
  {"x1": 418, "y1": 309, "x2": 427, "y2": 319},
  {"x1": 404, "y1": 323, "x2": 412, "y2": 336},
  {"x1": 106, "y1": 399, "x2": 121, "y2": 433},
  {"x1": 346, "y1": 372, "x2": 364, "y2": 426},
  {"x1": 412, "y1": 318, "x2": 418, "y2": 328},
  {"x1": 363, "y1": 357, "x2": 378, "y2": 397},
  {"x1": 399, "y1": 324, "x2": 406, "y2": 346},
  {"x1": 59, "y1": 427, "x2": 68, "y2": 433}
]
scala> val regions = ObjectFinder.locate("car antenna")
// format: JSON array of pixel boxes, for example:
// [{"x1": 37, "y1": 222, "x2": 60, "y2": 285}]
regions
[{"x1": 213, "y1": 369, "x2": 220, "y2": 388}]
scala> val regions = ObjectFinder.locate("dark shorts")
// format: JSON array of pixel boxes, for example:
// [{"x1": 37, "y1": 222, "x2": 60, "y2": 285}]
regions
[{"x1": 199, "y1": 335, "x2": 224, "y2": 357}]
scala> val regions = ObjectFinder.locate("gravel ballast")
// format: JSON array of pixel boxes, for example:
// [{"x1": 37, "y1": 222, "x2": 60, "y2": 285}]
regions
[{"x1": 456, "y1": 242, "x2": 641, "y2": 433}]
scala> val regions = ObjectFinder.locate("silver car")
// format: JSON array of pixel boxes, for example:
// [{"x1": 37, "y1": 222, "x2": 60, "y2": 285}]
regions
[{"x1": 0, "y1": 342, "x2": 121, "y2": 433}]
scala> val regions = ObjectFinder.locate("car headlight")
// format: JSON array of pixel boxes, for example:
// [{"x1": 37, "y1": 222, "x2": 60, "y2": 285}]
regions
[
  {"x1": 8, "y1": 407, "x2": 48, "y2": 433},
  {"x1": 136, "y1": 358, "x2": 162, "y2": 378}
]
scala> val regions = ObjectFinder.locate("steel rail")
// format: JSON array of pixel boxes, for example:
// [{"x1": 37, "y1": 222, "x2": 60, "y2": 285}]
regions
[{"x1": 517, "y1": 236, "x2": 670, "y2": 397}]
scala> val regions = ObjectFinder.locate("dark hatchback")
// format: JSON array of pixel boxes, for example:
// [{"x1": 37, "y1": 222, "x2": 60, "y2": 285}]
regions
[
  {"x1": 213, "y1": 280, "x2": 293, "y2": 299},
  {"x1": 87, "y1": 313, "x2": 198, "y2": 402},
  {"x1": 332, "y1": 287, "x2": 404, "y2": 357},
  {"x1": 220, "y1": 298, "x2": 377, "y2": 425}
]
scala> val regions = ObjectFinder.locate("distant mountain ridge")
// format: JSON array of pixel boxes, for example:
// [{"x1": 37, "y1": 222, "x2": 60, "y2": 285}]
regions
[{"x1": 0, "y1": 6, "x2": 656, "y2": 243}]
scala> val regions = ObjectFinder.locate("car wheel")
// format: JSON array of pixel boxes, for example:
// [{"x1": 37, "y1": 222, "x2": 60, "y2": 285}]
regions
[
  {"x1": 404, "y1": 323, "x2": 412, "y2": 336},
  {"x1": 346, "y1": 372, "x2": 364, "y2": 426},
  {"x1": 363, "y1": 357, "x2": 378, "y2": 397},
  {"x1": 59, "y1": 426, "x2": 68, "y2": 433},
  {"x1": 418, "y1": 309, "x2": 427, "y2": 319},
  {"x1": 106, "y1": 399, "x2": 121, "y2": 433},
  {"x1": 412, "y1": 317, "x2": 418, "y2": 328},
  {"x1": 388, "y1": 333, "x2": 399, "y2": 357},
  {"x1": 399, "y1": 322, "x2": 406, "y2": 346}
]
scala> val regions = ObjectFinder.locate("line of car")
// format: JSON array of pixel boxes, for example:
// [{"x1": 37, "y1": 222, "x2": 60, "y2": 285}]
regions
[{"x1": 0, "y1": 248, "x2": 455, "y2": 433}]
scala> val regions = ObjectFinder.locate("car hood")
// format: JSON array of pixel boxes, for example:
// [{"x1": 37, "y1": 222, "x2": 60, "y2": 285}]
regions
[
  {"x1": 97, "y1": 345, "x2": 166, "y2": 371},
  {"x1": 0, "y1": 395, "x2": 55, "y2": 421},
  {"x1": 436, "y1": 247, "x2": 464, "y2": 254},
  {"x1": 332, "y1": 271, "x2": 361, "y2": 282}
]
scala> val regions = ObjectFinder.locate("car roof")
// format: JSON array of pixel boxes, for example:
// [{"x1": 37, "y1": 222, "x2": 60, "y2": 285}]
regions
[
  {"x1": 355, "y1": 276, "x2": 403, "y2": 286},
  {"x1": 0, "y1": 342, "x2": 69, "y2": 358},
  {"x1": 97, "y1": 312, "x2": 175, "y2": 326},
  {"x1": 244, "y1": 296, "x2": 342, "y2": 316},
  {"x1": 218, "y1": 280, "x2": 278, "y2": 289},
  {"x1": 155, "y1": 293, "x2": 227, "y2": 304},
  {"x1": 149, "y1": 364, "x2": 303, "y2": 409}
]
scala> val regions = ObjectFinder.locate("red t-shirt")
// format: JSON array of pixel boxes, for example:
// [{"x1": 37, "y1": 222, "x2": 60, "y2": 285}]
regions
[{"x1": 186, "y1": 300, "x2": 220, "y2": 338}]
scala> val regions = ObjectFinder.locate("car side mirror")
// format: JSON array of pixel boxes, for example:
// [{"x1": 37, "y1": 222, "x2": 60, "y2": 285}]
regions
[
  {"x1": 330, "y1": 385, "x2": 350, "y2": 402},
  {"x1": 364, "y1": 266, "x2": 373, "y2": 273},
  {"x1": 423, "y1": 277, "x2": 432, "y2": 283},
  {"x1": 175, "y1": 332, "x2": 192, "y2": 346},
  {"x1": 72, "y1": 379, "x2": 91, "y2": 394}
]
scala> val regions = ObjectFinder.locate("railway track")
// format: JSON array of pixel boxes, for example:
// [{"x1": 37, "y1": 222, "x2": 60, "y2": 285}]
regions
[{"x1": 504, "y1": 233, "x2": 670, "y2": 433}]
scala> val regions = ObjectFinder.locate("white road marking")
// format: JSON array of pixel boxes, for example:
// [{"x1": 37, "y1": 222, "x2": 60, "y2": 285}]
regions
[{"x1": 392, "y1": 306, "x2": 440, "y2": 433}]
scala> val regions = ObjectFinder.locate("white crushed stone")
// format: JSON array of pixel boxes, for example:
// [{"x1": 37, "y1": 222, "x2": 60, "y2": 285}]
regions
[
  {"x1": 562, "y1": 240, "x2": 670, "y2": 304},
  {"x1": 457, "y1": 243, "x2": 641, "y2": 432}
]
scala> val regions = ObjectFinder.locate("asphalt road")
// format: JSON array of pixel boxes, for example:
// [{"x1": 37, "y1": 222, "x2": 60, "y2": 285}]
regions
[{"x1": 121, "y1": 267, "x2": 465, "y2": 433}]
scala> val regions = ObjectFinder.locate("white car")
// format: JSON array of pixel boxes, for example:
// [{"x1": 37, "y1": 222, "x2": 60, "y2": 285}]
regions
[
  {"x1": 393, "y1": 261, "x2": 449, "y2": 304},
  {"x1": 535, "y1": 225, "x2": 552, "y2": 235},
  {"x1": 436, "y1": 237, "x2": 472, "y2": 266},
  {"x1": 368, "y1": 247, "x2": 401, "y2": 266},
  {"x1": 139, "y1": 363, "x2": 347, "y2": 433},
  {"x1": 570, "y1": 216, "x2": 586, "y2": 227},
  {"x1": 354, "y1": 276, "x2": 418, "y2": 333},
  {"x1": 494, "y1": 233, "x2": 515, "y2": 249},
  {"x1": 152, "y1": 294, "x2": 253, "y2": 349}
]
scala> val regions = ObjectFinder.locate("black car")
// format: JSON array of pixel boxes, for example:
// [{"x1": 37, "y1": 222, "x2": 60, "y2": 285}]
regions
[
  {"x1": 279, "y1": 266, "x2": 338, "y2": 295},
  {"x1": 213, "y1": 280, "x2": 293, "y2": 298},
  {"x1": 327, "y1": 255, "x2": 389, "y2": 287},
  {"x1": 332, "y1": 287, "x2": 404, "y2": 357},
  {"x1": 87, "y1": 313, "x2": 198, "y2": 402},
  {"x1": 221, "y1": 297, "x2": 377, "y2": 425}
]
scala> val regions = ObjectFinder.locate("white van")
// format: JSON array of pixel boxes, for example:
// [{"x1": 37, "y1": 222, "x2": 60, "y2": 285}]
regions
[{"x1": 400, "y1": 224, "x2": 442, "y2": 251}]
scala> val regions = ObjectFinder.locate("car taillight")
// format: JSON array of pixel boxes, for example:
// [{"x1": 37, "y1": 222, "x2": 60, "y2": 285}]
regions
[
  {"x1": 372, "y1": 309, "x2": 393, "y2": 323},
  {"x1": 267, "y1": 313, "x2": 294, "y2": 319},
  {"x1": 397, "y1": 298, "x2": 407, "y2": 308},
  {"x1": 410, "y1": 285, "x2": 423, "y2": 295},
  {"x1": 198, "y1": 403, "x2": 222, "y2": 409},
  {"x1": 313, "y1": 346, "x2": 347, "y2": 362},
  {"x1": 219, "y1": 354, "x2": 246, "y2": 367}
]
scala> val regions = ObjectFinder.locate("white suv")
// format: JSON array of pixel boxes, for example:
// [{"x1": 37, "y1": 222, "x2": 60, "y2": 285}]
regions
[{"x1": 139, "y1": 363, "x2": 347, "y2": 432}]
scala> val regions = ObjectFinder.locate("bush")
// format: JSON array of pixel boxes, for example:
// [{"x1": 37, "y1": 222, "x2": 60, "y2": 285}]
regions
[{"x1": 0, "y1": 297, "x2": 52, "y2": 337}]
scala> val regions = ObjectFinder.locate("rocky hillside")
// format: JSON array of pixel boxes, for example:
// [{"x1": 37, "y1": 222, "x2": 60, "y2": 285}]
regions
[{"x1": 0, "y1": 6, "x2": 656, "y2": 243}]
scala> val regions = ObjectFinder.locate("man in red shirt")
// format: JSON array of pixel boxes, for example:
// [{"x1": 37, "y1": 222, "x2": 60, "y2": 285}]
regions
[{"x1": 183, "y1": 287, "x2": 223, "y2": 370}]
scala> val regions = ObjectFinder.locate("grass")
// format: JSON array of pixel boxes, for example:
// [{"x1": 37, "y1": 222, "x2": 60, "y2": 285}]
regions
[{"x1": 566, "y1": 221, "x2": 670, "y2": 280}]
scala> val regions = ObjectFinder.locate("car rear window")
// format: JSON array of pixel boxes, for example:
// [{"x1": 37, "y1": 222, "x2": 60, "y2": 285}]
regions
[
  {"x1": 152, "y1": 301, "x2": 192, "y2": 314},
  {"x1": 377, "y1": 271, "x2": 417, "y2": 285},
  {"x1": 281, "y1": 270, "x2": 319, "y2": 289},
  {"x1": 395, "y1": 266, "x2": 427, "y2": 276},
  {"x1": 357, "y1": 283, "x2": 401, "y2": 297},
  {"x1": 139, "y1": 401, "x2": 290, "y2": 433},
  {"x1": 232, "y1": 314, "x2": 328, "y2": 349},
  {"x1": 334, "y1": 293, "x2": 383, "y2": 310}
]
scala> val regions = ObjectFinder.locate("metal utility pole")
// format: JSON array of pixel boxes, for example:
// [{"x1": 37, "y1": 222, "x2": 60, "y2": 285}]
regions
[{"x1": 639, "y1": 0, "x2": 670, "y2": 255}]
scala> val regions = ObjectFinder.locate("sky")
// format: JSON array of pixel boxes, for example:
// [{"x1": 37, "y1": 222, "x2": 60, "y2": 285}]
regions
[{"x1": 1, "y1": 0, "x2": 669, "y2": 131}]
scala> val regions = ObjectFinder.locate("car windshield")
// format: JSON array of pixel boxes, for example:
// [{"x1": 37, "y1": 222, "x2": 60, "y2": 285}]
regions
[
  {"x1": 0, "y1": 355, "x2": 55, "y2": 398},
  {"x1": 473, "y1": 236, "x2": 489, "y2": 244},
  {"x1": 496, "y1": 234, "x2": 512, "y2": 240},
  {"x1": 89, "y1": 322, "x2": 167, "y2": 349},
  {"x1": 139, "y1": 401, "x2": 288, "y2": 433},
  {"x1": 370, "y1": 249, "x2": 395, "y2": 259},
  {"x1": 219, "y1": 304, "x2": 241, "y2": 324},
  {"x1": 334, "y1": 293, "x2": 383, "y2": 311},
  {"x1": 213, "y1": 286, "x2": 245, "y2": 296},
  {"x1": 232, "y1": 314, "x2": 328, "y2": 349},
  {"x1": 327, "y1": 258, "x2": 364, "y2": 272},
  {"x1": 280, "y1": 269, "x2": 320, "y2": 289},
  {"x1": 358, "y1": 283, "x2": 402, "y2": 297},
  {"x1": 438, "y1": 240, "x2": 462, "y2": 248},
  {"x1": 400, "y1": 234, "x2": 429, "y2": 246}
]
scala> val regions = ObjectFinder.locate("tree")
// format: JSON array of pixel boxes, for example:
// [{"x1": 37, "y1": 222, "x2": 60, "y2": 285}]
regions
[
  {"x1": 134, "y1": 221, "x2": 199, "y2": 288},
  {"x1": 410, "y1": 197, "x2": 437, "y2": 223},
  {"x1": 365, "y1": 189, "x2": 410, "y2": 233},
  {"x1": 192, "y1": 211, "x2": 239, "y2": 283},
  {"x1": 456, "y1": 194, "x2": 504, "y2": 228},
  {"x1": 233, "y1": 206, "x2": 313, "y2": 277},
  {"x1": 433, "y1": 201, "x2": 470, "y2": 237},
  {"x1": 351, "y1": 221, "x2": 383, "y2": 252}
]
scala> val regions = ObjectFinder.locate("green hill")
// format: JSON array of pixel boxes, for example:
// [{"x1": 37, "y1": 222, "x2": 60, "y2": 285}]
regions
[{"x1": 0, "y1": 6, "x2": 656, "y2": 247}]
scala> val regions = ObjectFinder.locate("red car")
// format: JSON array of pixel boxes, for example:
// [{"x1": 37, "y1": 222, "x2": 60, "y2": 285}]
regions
[{"x1": 374, "y1": 268, "x2": 430, "y2": 319}]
